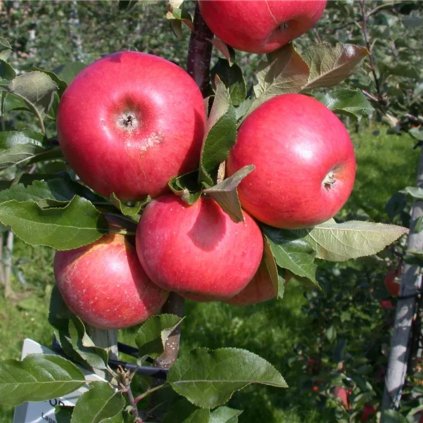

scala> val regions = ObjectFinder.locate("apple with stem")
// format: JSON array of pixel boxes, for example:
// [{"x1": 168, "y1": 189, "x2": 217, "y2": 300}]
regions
[
  {"x1": 57, "y1": 51, "x2": 206, "y2": 200},
  {"x1": 227, "y1": 93, "x2": 356, "y2": 229},
  {"x1": 54, "y1": 234, "x2": 168, "y2": 329},
  {"x1": 198, "y1": 0, "x2": 327, "y2": 54},
  {"x1": 136, "y1": 194, "x2": 263, "y2": 300}
]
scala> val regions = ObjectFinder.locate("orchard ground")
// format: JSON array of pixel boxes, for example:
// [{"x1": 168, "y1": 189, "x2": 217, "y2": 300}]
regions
[{"x1": 0, "y1": 125, "x2": 418, "y2": 422}]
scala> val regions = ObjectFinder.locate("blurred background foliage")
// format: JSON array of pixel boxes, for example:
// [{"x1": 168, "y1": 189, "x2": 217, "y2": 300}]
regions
[{"x1": 0, "y1": 0, "x2": 422, "y2": 422}]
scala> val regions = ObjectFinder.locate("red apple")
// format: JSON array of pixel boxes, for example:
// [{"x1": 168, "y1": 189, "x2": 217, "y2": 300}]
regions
[
  {"x1": 57, "y1": 51, "x2": 205, "y2": 200},
  {"x1": 226, "y1": 267, "x2": 292, "y2": 306},
  {"x1": 136, "y1": 194, "x2": 263, "y2": 300},
  {"x1": 379, "y1": 299, "x2": 394, "y2": 310},
  {"x1": 360, "y1": 404, "x2": 376, "y2": 422},
  {"x1": 227, "y1": 94, "x2": 356, "y2": 229},
  {"x1": 54, "y1": 234, "x2": 168, "y2": 329},
  {"x1": 384, "y1": 267, "x2": 401, "y2": 297},
  {"x1": 333, "y1": 386, "x2": 350, "y2": 410},
  {"x1": 198, "y1": 0, "x2": 327, "y2": 54}
]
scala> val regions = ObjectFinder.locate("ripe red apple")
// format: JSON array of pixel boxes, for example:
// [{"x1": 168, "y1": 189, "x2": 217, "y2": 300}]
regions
[
  {"x1": 227, "y1": 94, "x2": 356, "y2": 229},
  {"x1": 379, "y1": 299, "x2": 394, "y2": 310},
  {"x1": 136, "y1": 194, "x2": 263, "y2": 300},
  {"x1": 384, "y1": 267, "x2": 401, "y2": 297},
  {"x1": 54, "y1": 234, "x2": 168, "y2": 329},
  {"x1": 333, "y1": 386, "x2": 350, "y2": 410},
  {"x1": 198, "y1": 0, "x2": 327, "y2": 54},
  {"x1": 57, "y1": 51, "x2": 205, "y2": 200}
]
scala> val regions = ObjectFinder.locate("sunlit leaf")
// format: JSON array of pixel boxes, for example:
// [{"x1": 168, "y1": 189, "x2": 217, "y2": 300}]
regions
[
  {"x1": 168, "y1": 348, "x2": 287, "y2": 409},
  {"x1": 0, "y1": 354, "x2": 85, "y2": 407}
]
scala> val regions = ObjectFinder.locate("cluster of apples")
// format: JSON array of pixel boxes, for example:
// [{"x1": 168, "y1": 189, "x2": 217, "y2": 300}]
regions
[{"x1": 54, "y1": 0, "x2": 356, "y2": 329}]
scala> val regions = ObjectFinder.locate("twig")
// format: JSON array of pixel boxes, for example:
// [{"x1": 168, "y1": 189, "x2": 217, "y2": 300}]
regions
[{"x1": 358, "y1": 0, "x2": 385, "y2": 107}]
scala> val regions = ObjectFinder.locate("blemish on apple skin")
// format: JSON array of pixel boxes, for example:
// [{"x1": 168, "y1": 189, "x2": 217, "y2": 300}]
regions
[{"x1": 139, "y1": 132, "x2": 164, "y2": 152}]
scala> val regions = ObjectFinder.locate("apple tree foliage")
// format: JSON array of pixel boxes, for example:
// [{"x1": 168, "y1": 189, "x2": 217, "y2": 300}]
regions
[{"x1": 0, "y1": 0, "x2": 418, "y2": 421}]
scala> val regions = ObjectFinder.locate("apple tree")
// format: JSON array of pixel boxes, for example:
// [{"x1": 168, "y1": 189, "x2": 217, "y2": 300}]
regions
[{"x1": 0, "y1": 1, "x2": 412, "y2": 421}]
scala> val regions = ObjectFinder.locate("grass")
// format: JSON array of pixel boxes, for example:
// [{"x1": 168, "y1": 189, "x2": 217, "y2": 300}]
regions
[{"x1": 0, "y1": 124, "x2": 420, "y2": 422}]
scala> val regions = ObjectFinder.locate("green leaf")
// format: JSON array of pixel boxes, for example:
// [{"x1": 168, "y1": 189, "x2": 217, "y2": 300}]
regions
[
  {"x1": 380, "y1": 410, "x2": 408, "y2": 423},
  {"x1": 71, "y1": 382, "x2": 125, "y2": 423},
  {"x1": 0, "y1": 354, "x2": 85, "y2": 407},
  {"x1": 263, "y1": 227, "x2": 318, "y2": 286},
  {"x1": 0, "y1": 130, "x2": 45, "y2": 169},
  {"x1": 203, "y1": 165, "x2": 254, "y2": 223},
  {"x1": 212, "y1": 59, "x2": 246, "y2": 106},
  {"x1": 8, "y1": 70, "x2": 58, "y2": 112},
  {"x1": 210, "y1": 406, "x2": 243, "y2": 423},
  {"x1": 316, "y1": 88, "x2": 374, "y2": 121},
  {"x1": 0, "y1": 179, "x2": 77, "y2": 204},
  {"x1": 168, "y1": 348, "x2": 287, "y2": 409},
  {"x1": 168, "y1": 170, "x2": 202, "y2": 205},
  {"x1": 135, "y1": 314, "x2": 183, "y2": 359},
  {"x1": 251, "y1": 43, "x2": 367, "y2": 113},
  {"x1": 252, "y1": 44, "x2": 308, "y2": 110},
  {"x1": 303, "y1": 219, "x2": 408, "y2": 262},
  {"x1": 0, "y1": 59, "x2": 16, "y2": 80},
  {"x1": 183, "y1": 408, "x2": 211, "y2": 423},
  {"x1": 58, "y1": 317, "x2": 109, "y2": 371},
  {"x1": 109, "y1": 193, "x2": 147, "y2": 219},
  {"x1": 199, "y1": 106, "x2": 237, "y2": 186},
  {"x1": 0, "y1": 196, "x2": 107, "y2": 250},
  {"x1": 415, "y1": 216, "x2": 423, "y2": 233},
  {"x1": 301, "y1": 43, "x2": 368, "y2": 90}
]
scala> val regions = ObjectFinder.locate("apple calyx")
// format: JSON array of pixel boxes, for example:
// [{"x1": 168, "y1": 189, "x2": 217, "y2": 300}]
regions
[
  {"x1": 323, "y1": 170, "x2": 336, "y2": 190},
  {"x1": 117, "y1": 110, "x2": 139, "y2": 132}
]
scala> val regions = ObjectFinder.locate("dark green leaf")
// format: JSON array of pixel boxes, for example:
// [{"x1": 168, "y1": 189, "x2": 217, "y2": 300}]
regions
[
  {"x1": 118, "y1": 0, "x2": 138, "y2": 11},
  {"x1": 168, "y1": 348, "x2": 287, "y2": 409},
  {"x1": 0, "y1": 196, "x2": 107, "y2": 250},
  {"x1": 317, "y1": 88, "x2": 374, "y2": 121},
  {"x1": 0, "y1": 59, "x2": 16, "y2": 80},
  {"x1": 49, "y1": 285, "x2": 73, "y2": 332},
  {"x1": 212, "y1": 59, "x2": 246, "y2": 106},
  {"x1": 58, "y1": 317, "x2": 109, "y2": 371},
  {"x1": 199, "y1": 106, "x2": 237, "y2": 186},
  {"x1": 135, "y1": 314, "x2": 183, "y2": 359},
  {"x1": 380, "y1": 410, "x2": 408, "y2": 423},
  {"x1": 203, "y1": 165, "x2": 254, "y2": 223},
  {"x1": 55, "y1": 406, "x2": 74, "y2": 423},
  {"x1": 0, "y1": 354, "x2": 85, "y2": 407},
  {"x1": 71, "y1": 382, "x2": 125, "y2": 423},
  {"x1": 168, "y1": 170, "x2": 202, "y2": 205},
  {"x1": 263, "y1": 227, "x2": 318, "y2": 286}
]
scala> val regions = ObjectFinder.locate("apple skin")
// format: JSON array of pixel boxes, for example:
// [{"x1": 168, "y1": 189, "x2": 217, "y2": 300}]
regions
[
  {"x1": 360, "y1": 404, "x2": 376, "y2": 422},
  {"x1": 227, "y1": 94, "x2": 356, "y2": 229},
  {"x1": 54, "y1": 234, "x2": 169, "y2": 329},
  {"x1": 57, "y1": 51, "x2": 205, "y2": 200},
  {"x1": 384, "y1": 267, "x2": 401, "y2": 297},
  {"x1": 136, "y1": 195, "x2": 263, "y2": 300},
  {"x1": 198, "y1": 0, "x2": 326, "y2": 54}
]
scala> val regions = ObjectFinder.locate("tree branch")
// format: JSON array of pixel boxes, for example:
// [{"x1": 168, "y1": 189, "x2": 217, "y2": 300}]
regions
[{"x1": 186, "y1": 3, "x2": 213, "y2": 96}]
